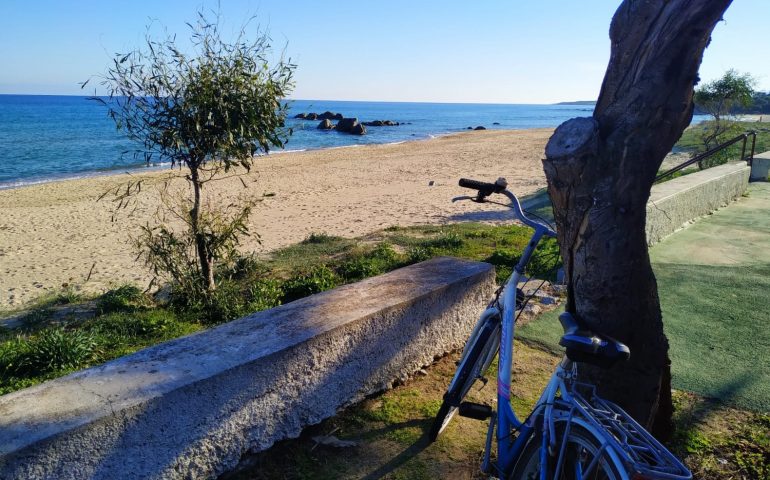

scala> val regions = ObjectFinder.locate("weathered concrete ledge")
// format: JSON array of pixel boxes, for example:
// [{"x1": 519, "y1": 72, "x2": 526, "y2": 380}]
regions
[
  {"x1": 646, "y1": 162, "x2": 750, "y2": 245},
  {"x1": 750, "y1": 151, "x2": 770, "y2": 182},
  {"x1": 0, "y1": 257, "x2": 495, "y2": 480}
]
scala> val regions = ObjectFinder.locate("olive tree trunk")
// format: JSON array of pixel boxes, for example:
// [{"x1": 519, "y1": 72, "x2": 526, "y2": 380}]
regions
[
  {"x1": 543, "y1": 0, "x2": 731, "y2": 435},
  {"x1": 189, "y1": 166, "x2": 216, "y2": 292}
]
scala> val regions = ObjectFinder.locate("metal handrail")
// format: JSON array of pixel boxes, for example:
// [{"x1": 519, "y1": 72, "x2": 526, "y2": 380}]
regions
[{"x1": 655, "y1": 131, "x2": 757, "y2": 183}]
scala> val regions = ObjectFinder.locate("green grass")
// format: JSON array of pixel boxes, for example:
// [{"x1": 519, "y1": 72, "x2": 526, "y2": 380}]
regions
[
  {"x1": 655, "y1": 263, "x2": 770, "y2": 412},
  {"x1": 227, "y1": 344, "x2": 768, "y2": 479},
  {"x1": 517, "y1": 264, "x2": 770, "y2": 412},
  {"x1": 0, "y1": 222, "x2": 561, "y2": 397},
  {"x1": 674, "y1": 120, "x2": 770, "y2": 164}
]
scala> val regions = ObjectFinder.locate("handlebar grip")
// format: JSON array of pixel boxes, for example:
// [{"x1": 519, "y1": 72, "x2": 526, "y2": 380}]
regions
[{"x1": 459, "y1": 178, "x2": 506, "y2": 194}]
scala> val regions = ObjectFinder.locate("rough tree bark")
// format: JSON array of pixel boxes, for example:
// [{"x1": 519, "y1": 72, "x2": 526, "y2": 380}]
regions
[{"x1": 543, "y1": 0, "x2": 732, "y2": 436}]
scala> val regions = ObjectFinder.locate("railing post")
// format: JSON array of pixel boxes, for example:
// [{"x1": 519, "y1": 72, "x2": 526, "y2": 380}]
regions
[{"x1": 740, "y1": 135, "x2": 747, "y2": 163}]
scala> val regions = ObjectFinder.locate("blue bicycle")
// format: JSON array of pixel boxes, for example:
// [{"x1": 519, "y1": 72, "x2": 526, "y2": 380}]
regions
[{"x1": 429, "y1": 178, "x2": 691, "y2": 480}]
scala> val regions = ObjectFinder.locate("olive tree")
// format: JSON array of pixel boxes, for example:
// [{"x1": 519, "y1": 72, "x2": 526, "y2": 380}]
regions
[
  {"x1": 89, "y1": 13, "x2": 294, "y2": 295},
  {"x1": 544, "y1": 0, "x2": 731, "y2": 436},
  {"x1": 693, "y1": 69, "x2": 755, "y2": 168}
]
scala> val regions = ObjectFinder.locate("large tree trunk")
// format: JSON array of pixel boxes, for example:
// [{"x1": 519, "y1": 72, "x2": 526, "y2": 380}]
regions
[{"x1": 543, "y1": 0, "x2": 731, "y2": 435}]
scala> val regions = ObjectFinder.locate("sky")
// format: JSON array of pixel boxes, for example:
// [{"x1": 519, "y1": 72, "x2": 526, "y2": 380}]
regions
[{"x1": 1, "y1": 1, "x2": 768, "y2": 104}]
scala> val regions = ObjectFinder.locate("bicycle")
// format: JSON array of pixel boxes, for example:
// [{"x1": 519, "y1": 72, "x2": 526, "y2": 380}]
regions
[{"x1": 429, "y1": 177, "x2": 692, "y2": 480}]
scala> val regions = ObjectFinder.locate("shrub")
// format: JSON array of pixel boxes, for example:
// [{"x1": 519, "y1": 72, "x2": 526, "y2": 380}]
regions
[
  {"x1": 337, "y1": 243, "x2": 402, "y2": 281},
  {"x1": 420, "y1": 231, "x2": 464, "y2": 250},
  {"x1": 371, "y1": 243, "x2": 400, "y2": 263},
  {"x1": 302, "y1": 233, "x2": 338, "y2": 244},
  {"x1": 93, "y1": 310, "x2": 175, "y2": 339},
  {"x1": 282, "y1": 265, "x2": 340, "y2": 303},
  {"x1": 406, "y1": 246, "x2": 432, "y2": 264},
  {"x1": 17, "y1": 328, "x2": 95, "y2": 375},
  {"x1": 97, "y1": 284, "x2": 147, "y2": 314},
  {"x1": 248, "y1": 278, "x2": 284, "y2": 312}
]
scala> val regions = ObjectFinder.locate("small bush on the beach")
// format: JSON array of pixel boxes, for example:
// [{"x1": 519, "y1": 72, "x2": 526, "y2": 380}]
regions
[
  {"x1": 337, "y1": 243, "x2": 402, "y2": 281},
  {"x1": 247, "y1": 278, "x2": 284, "y2": 312},
  {"x1": 282, "y1": 265, "x2": 340, "y2": 303},
  {"x1": 18, "y1": 307, "x2": 54, "y2": 328},
  {"x1": 170, "y1": 279, "x2": 253, "y2": 325},
  {"x1": 91, "y1": 311, "x2": 175, "y2": 340},
  {"x1": 406, "y1": 246, "x2": 432, "y2": 264},
  {"x1": 420, "y1": 231, "x2": 464, "y2": 250},
  {"x1": 52, "y1": 285, "x2": 82, "y2": 306},
  {"x1": 17, "y1": 328, "x2": 95, "y2": 375},
  {"x1": 302, "y1": 233, "x2": 338, "y2": 245},
  {"x1": 97, "y1": 284, "x2": 147, "y2": 314},
  {"x1": 0, "y1": 337, "x2": 31, "y2": 378}
]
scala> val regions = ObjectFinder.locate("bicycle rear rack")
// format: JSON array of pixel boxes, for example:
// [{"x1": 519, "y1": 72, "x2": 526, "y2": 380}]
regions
[{"x1": 567, "y1": 383, "x2": 691, "y2": 480}]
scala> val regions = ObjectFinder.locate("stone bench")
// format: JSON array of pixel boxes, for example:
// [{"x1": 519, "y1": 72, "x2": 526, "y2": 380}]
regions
[
  {"x1": 646, "y1": 161, "x2": 750, "y2": 245},
  {"x1": 0, "y1": 257, "x2": 495, "y2": 480}
]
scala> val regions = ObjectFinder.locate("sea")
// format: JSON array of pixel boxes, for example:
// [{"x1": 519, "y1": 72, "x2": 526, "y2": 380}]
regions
[{"x1": 0, "y1": 95, "x2": 708, "y2": 190}]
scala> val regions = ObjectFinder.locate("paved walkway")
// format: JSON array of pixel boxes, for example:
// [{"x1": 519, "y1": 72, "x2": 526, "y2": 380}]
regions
[{"x1": 520, "y1": 182, "x2": 770, "y2": 412}]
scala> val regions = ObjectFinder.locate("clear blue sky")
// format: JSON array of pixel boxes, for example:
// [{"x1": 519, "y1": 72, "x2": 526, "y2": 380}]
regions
[{"x1": 1, "y1": 1, "x2": 768, "y2": 103}]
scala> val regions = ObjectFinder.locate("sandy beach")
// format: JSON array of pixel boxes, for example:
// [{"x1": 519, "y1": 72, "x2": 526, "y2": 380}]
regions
[{"x1": 0, "y1": 129, "x2": 552, "y2": 308}]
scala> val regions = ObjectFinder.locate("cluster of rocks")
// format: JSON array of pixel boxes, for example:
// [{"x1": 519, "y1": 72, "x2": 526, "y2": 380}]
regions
[
  {"x1": 467, "y1": 126, "x2": 487, "y2": 130},
  {"x1": 362, "y1": 120, "x2": 400, "y2": 127},
  {"x1": 294, "y1": 111, "x2": 343, "y2": 121},
  {"x1": 294, "y1": 111, "x2": 402, "y2": 135}
]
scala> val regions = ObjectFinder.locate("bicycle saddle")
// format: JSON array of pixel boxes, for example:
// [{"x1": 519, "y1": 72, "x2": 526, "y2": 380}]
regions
[{"x1": 557, "y1": 312, "x2": 630, "y2": 368}]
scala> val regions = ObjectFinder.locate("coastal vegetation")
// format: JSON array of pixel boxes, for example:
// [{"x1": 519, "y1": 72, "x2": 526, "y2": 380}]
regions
[
  {"x1": 691, "y1": 69, "x2": 757, "y2": 168},
  {"x1": 88, "y1": 12, "x2": 295, "y2": 302},
  {"x1": 0, "y1": 222, "x2": 561, "y2": 395}
]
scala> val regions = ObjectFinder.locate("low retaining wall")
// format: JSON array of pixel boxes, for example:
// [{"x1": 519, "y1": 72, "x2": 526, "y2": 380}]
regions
[
  {"x1": 646, "y1": 162, "x2": 750, "y2": 245},
  {"x1": 751, "y1": 151, "x2": 770, "y2": 181},
  {"x1": 0, "y1": 257, "x2": 495, "y2": 480}
]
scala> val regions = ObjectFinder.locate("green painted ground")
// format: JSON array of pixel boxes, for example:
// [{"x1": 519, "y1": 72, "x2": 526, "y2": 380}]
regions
[{"x1": 519, "y1": 183, "x2": 770, "y2": 412}]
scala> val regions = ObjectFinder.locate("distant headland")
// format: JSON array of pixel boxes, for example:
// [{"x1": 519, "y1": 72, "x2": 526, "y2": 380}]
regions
[{"x1": 554, "y1": 100, "x2": 597, "y2": 106}]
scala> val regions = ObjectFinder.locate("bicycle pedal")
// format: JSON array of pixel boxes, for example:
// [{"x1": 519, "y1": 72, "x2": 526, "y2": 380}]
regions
[{"x1": 459, "y1": 402, "x2": 493, "y2": 420}]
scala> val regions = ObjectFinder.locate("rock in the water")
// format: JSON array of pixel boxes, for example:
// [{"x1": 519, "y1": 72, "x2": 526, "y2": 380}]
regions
[
  {"x1": 493, "y1": 122, "x2": 500, "y2": 125},
  {"x1": 336, "y1": 117, "x2": 366, "y2": 134},
  {"x1": 351, "y1": 123, "x2": 366, "y2": 135},
  {"x1": 306, "y1": 112, "x2": 319, "y2": 120},
  {"x1": 474, "y1": 126, "x2": 486, "y2": 130},
  {"x1": 294, "y1": 113, "x2": 307, "y2": 119},
  {"x1": 317, "y1": 119, "x2": 334, "y2": 130},
  {"x1": 467, "y1": 126, "x2": 473, "y2": 130},
  {"x1": 318, "y1": 111, "x2": 338, "y2": 120},
  {"x1": 362, "y1": 120, "x2": 400, "y2": 127}
]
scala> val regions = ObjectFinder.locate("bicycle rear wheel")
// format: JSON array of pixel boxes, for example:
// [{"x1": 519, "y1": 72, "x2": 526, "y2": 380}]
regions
[
  {"x1": 509, "y1": 422, "x2": 624, "y2": 480},
  {"x1": 428, "y1": 314, "x2": 500, "y2": 442}
]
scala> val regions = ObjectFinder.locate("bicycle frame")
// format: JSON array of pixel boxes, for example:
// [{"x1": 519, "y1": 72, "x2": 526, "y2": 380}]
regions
[
  {"x1": 449, "y1": 185, "x2": 689, "y2": 479},
  {"x1": 487, "y1": 221, "x2": 557, "y2": 475}
]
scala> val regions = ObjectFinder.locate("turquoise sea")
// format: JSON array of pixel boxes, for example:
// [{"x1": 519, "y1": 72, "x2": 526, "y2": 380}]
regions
[{"x1": 0, "y1": 95, "x2": 707, "y2": 189}]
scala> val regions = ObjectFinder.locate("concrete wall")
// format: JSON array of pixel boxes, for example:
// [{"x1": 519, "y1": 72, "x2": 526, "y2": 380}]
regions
[
  {"x1": 646, "y1": 162, "x2": 750, "y2": 245},
  {"x1": 0, "y1": 257, "x2": 495, "y2": 480},
  {"x1": 751, "y1": 151, "x2": 770, "y2": 181}
]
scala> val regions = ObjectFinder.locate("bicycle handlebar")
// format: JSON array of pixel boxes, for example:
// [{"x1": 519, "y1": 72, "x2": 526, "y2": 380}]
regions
[{"x1": 458, "y1": 177, "x2": 557, "y2": 236}]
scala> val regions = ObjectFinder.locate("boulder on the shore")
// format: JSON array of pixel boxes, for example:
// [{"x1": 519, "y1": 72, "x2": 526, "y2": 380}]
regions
[
  {"x1": 336, "y1": 117, "x2": 366, "y2": 135},
  {"x1": 317, "y1": 119, "x2": 334, "y2": 130},
  {"x1": 294, "y1": 113, "x2": 307, "y2": 119},
  {"x1": 474, "y1": 126, "x2": 486, "y2": 130},
  {"x1": 467, "y1": 126, "x2": 473, "y2": 130},
  {"x1": 306, "y1": 113, "x2": 319, "y2": 120}
]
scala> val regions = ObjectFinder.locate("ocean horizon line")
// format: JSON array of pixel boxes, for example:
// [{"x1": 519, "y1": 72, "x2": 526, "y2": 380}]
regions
[{"x1": 0, "y1": 93, "x2": 588, "y2": 107}]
